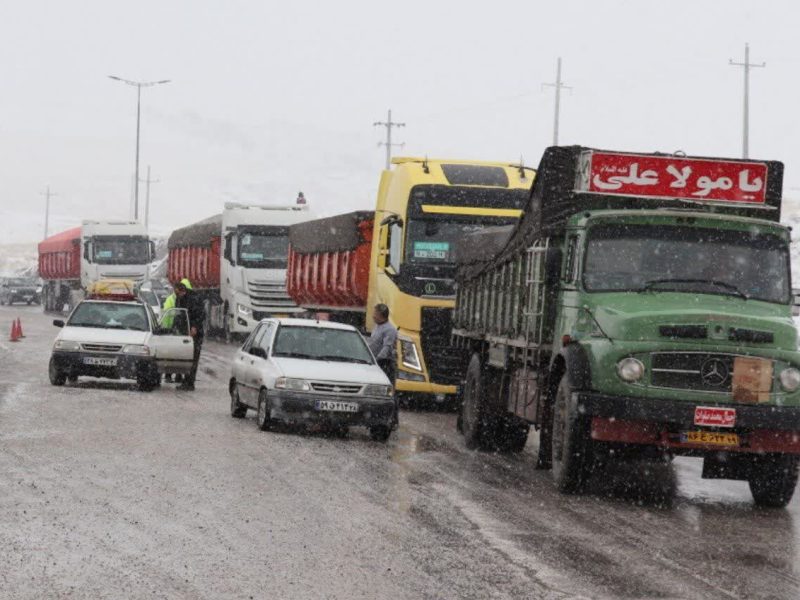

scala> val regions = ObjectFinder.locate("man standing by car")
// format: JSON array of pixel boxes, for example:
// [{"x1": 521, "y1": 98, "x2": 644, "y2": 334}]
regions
[
  {"x1": 175, "y1": 279, "x2": 205, "y2": 391},
  {"x1": 368, "y1": 304, "x2": 397, "y2": 385}
]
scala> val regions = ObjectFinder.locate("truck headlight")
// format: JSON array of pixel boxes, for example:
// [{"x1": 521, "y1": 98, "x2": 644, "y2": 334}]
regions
[
  {"x1": 275, "y1": 377, "x2": 311, "y2": 392},
  {"x1": 237, "y1": 304, "x2": 253, "y2": 317},
  {"x1": 54, "y1": 340, "x2": 80, "y2": 351},
  {"x1": 617, "y1": 357, "x2": 645, "y2": 382},
  {"x1": 400, "y1": 338, "x2": 421, "y2": 371},
  {"x1": 122, "y1": 345, "x2": 150, "y2": 356},
  {"x1": 780, "y1": 368, "x2": 800, "y2": 392},
  {"x1": 364, "y1": 384, "x2": 393, "y2": 397}
]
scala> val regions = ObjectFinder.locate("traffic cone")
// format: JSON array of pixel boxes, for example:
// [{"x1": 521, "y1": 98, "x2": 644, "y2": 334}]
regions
[
  {"x1": 16, "y1": 319, "x2": 24, "y2": 338},
  {"x1": 9, "y1": 320, "x2": 20, "y2": 342}
]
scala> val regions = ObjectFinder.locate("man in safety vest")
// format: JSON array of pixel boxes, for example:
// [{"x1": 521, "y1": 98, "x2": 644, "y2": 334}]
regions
[
  {"x1": 161, "y1": 288, "x2": 178, "y2": 383},
  {"x1": 175, "y1": 278, "x2": 205, "y2": 391}
]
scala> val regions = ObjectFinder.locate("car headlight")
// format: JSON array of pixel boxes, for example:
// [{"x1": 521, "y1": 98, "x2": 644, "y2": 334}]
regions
[
  {"x1": 617, "y1": 357, "x2": 645, "y2": 382},
  {"x1": 54, "y1": 340, "x2": 80, "y2": 351},
  {"x1": 275, "y1": 377, "x2": 310, "y2": 392},
  {"x1": 364, "y1": 384, "x2": 393, "y2": 397},
  {"x1": 780, "y1": 368, "x2": 800, "y2": 392},
  {"x1": 122, "y1": 344, "x2": 150, "y2": 356},
  {"x1": 237, "y1": 304, "x2": 253, "y2": 317},
  {"x1": 400, "y1": 338, "x2": 421, "y2": 371},
  {"x1": 9, "y1": 289, "x2": 17, "y2": 294}
]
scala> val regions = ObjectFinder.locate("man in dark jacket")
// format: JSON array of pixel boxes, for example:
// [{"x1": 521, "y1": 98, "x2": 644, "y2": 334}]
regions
[{"x1": 175, "y1": 279, "x2": 205, "y2": 391}]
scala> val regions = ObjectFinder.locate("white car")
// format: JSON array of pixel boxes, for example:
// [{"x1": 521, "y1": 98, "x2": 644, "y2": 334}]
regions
[
  {"x1": 229, "y1": 318, "x2": 396, "y2": 441},
  {"x1": 49, "y1": 299, "x2": 195, "y2": 391}
]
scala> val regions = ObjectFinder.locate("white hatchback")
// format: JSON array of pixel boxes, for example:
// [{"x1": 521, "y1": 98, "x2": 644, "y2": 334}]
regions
[{"x1": 229, "y1": 318, "x2": 396, "y2": 441}]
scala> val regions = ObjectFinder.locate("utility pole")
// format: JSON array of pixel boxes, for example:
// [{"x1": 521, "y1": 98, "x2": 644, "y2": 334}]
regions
[
  {"x1": 41, "y1": 186, "x2": 57, "y2": 238},
  {"x1": 373, "y1": 109, "x2": 406, "y2": 170},
  {"x1": 542, "y1": 57, "x2": 572, "y2": 146},
  {"x1": 140, "y1": 165, "x2": 160, "y2": 229},
  {"x1": 729, "y1": 43, "x2": 765, "y2": 159}
]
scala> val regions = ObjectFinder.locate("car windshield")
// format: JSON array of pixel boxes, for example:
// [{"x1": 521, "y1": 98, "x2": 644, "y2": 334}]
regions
[
  {"x1": 139, "y1": 290, "x2": 160, "y2": 307},
  {"x1": 583, "y1": 224, "x2": 791, "y2": 304},
  {"x1": 92, "y1": 238, "x2": 150, "y2": 265},
  {"x1": 7, "y1": 278, "x2": 35, "y2": 287},
  {"x1": 68, "y1": 302, "x2": 150, "y2": 331},
  {"x1": 405, "y1": 217, "x2": 518, "y2": 265},
  {"x1": 272, "y1": 325, "x2": 374, "y2": 364},
  {"x1": 238, "y1": 231, "x2": 289, "y2": 269}
]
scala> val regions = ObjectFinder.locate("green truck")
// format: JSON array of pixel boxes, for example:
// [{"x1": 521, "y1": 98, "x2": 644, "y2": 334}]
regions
[{"x1": 452, "y1": 145, "x2": 800, "y2": 507}]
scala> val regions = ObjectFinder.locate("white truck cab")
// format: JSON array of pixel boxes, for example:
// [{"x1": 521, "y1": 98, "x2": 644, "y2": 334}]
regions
[{"x1": 80, "y1": 220, "x2": 154, "y2": 289}]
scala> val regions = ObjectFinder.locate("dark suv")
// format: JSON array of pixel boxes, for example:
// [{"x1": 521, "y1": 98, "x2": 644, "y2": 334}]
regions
[{"x1": 0, "y1": 277, "x2": 40, "y2": 306}]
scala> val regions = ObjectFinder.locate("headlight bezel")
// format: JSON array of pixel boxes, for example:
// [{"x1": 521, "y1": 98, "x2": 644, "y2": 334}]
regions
[
  {"x1": 364, "y1": 384, "x2": 393, "y2": 397},
  {"x1": 237, "y1": 303, "x2": 253, "y2": 317},
  {"x1": 122, "y1": 344, "x2": 150, "y2": 356},
  {"x1": 275, "y1": 377, "x2": 311, "y2": 392},
  {"x1": 616, "y1": 357, "x2": 645, "y2": 383},
  {"x1": 780, "y1": 367, "x2": 800, "y2": 392},
  {"x1": 399, "y1": 337, "x2": 421, "y2": 371},
  {"x1": 54, "y1": 340, "x2": 81, "y2": 352}
]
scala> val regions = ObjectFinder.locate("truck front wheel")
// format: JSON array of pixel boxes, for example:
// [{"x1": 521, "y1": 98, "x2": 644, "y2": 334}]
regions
[
  {"x1": 551, "y1": 376, "x2": 593, "y2": 493},
  {"x1": 748, "y1": 454, "x2": 800, "y2": 508},
  {"x1": 461, "y1": 354, "x2": 498, "y2": 450}
]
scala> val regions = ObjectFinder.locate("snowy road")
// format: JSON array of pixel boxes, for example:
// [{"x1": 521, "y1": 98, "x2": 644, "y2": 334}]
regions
[{"x1": 1, "y1": 306, "x2": 800, "y2": 599}]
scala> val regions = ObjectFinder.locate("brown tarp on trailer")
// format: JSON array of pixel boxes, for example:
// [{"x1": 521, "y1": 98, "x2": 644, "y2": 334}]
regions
[{"x1": 289, "y1": 211, "x2": 374, "y2": 255}]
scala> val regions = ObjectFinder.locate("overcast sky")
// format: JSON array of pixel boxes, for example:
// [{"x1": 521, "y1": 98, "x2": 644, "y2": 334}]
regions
[{"x1": 1, "y1": 0, "x2": 799, "y2": 243}]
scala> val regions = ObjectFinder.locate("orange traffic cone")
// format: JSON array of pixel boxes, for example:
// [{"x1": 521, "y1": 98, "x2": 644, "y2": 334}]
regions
[
  {"x1": 16, "y1": 319, "x2": 24, "y2": 338},
  {"x1": 9, "y1": 320, "x2": 20, "y2": 342}
]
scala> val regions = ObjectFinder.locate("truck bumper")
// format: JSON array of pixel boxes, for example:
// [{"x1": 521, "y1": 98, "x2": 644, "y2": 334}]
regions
[
  {"x1": 269, "y1": 390, "x2": 397, "y2": 428},
  {"x1": 51, "y1": 351, "x2": 155, "y2": 381},
  {"x1": 394, "y1": 378, "x2": 458, "y2": 397},
  {"x1": 577, "y1": 392, "x2": 800, "y2": 455}
]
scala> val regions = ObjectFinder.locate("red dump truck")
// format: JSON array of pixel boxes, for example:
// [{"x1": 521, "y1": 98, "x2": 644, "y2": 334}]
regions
[{"x1": 287, "y1": 211, "x2": 374, "y2": 326}]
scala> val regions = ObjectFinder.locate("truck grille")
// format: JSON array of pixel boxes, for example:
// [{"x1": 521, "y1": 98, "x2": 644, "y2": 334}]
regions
[
  {"x1": 81, "y1": 343, "x2": 123, "y2": 353},
  {"x1": 310, "y1": 382, "x2": 363, "y2": 395},
  {"x1": 651, "y1": 352, "x2": 741, "y2": 393},
  {"x1": 99, "y1": 272, "x2": 146, "y2": 281},
  {"x1": 248, "y1": 279, "x2": 299, "y2": 310},
  {"x1": 420, "y1": 307, "x2": 467, "y2": 386}
]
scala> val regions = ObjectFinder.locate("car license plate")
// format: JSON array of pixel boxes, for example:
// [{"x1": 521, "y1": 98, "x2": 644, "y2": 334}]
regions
[
  {"x1": 682, "y1": 430, "x2": 739, "y2": 446},
  {"x1": 82, "y1": 356, "x2": 118, "y2": 367},
  {"x1": 315, "y1": 400, "x2": 359, "y2": 413}
]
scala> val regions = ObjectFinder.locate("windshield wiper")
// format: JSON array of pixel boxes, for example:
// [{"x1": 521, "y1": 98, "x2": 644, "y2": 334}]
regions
[
  {"x1": 273, "y1": 351, "x2": 316, "y2": 360},
  {"x1": 640, "y1": 278, "x2": 748, "y2": 300},
  {"x1": 317, "y1": 355, "x2": 372, "y2": 364}
]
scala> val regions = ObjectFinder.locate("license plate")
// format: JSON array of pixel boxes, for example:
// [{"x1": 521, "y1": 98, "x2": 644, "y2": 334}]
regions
[
  {"x1": 315, "y1": 400, "x2": 359, "y2": 413},
  {"x1": 82, "y1": 356, "x2": 118, "y2": 367},
  {"x1": 682, "y1": 430, "x2": 740, "y2": 446}
]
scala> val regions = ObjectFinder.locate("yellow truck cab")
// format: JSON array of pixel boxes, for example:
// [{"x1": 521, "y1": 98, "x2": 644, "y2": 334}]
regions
[{"x1": 368, "y1": 158, "x2": 534, "y2": 403}]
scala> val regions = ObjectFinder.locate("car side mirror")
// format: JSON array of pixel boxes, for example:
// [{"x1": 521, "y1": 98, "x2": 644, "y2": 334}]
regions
[
  {"x1": 53, "y1": 319, "x2": 65, "y2": 328},
  {"x1": 249, "y1": 346, "x2": 268, "y2": 359}
]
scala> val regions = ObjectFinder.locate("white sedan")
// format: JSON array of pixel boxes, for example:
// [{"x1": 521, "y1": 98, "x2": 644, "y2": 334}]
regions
[{"x1": 229, "y1": 318, "x2": 396, "y2": 441}]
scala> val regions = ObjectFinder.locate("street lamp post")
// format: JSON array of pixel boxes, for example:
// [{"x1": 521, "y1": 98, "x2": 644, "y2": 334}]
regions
[{"x1": 108, "y1": 76, "x2": 170, "y2": 221}]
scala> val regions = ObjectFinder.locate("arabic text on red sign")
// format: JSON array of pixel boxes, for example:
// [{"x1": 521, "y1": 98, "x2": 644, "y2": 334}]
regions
[{"x1": 694, "y1": 406, "x2": 737, "y2": 428}]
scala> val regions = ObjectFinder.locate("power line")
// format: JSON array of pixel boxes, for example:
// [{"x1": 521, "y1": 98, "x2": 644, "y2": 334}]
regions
[
  {"x1": 373, "y1": 109, "x2": 405, "y2": 170},
  {"x1": 729, "y1": 43, "x2": 765, "y2": 159},
  {"x1": 542, "y1": 57, "x2": 572, "y2": 146}
]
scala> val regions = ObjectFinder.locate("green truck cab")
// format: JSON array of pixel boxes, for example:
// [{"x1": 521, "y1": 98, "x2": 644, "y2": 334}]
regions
[{"x1": 452, "y1": 146, "x2": 800, "y2": 507}]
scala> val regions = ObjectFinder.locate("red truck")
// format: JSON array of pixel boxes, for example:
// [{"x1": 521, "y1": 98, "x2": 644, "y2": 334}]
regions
[{"x1": 287, "y1": 211, "x2": 374, "y2": 326}]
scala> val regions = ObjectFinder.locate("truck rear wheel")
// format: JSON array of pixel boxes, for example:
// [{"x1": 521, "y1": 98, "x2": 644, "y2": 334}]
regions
[
  {"x1": 461, "y1": 354, "x2": 499, "y2": 450},
  {"x1": 748, "y1": 454, "x2": 800, "y2": 508},
  {"x1": 551, "y1": 376, "x2": 593, "y2": 493}
]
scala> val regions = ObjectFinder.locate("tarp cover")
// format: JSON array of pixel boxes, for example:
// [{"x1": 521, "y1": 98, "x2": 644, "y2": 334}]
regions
[
  {"x1": 458, "y1": 145, "x2": 784, "y2": 281},
  {"x1": 38, "y1": 226, "x2": 81, "y2": 254},
  {"x1": 289, "y1": 211, "x2": 374, "y2": 254},
  {"x1": 168, "y1": 214, "x2": 222, "y2": 249},
  {"x1": 454, "y1": 226, "x2": 515, "y2": 266}
]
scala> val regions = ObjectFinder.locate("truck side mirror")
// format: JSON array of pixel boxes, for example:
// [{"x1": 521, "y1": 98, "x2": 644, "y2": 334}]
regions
[
  {"x1": 53, "y1": 319, "x2": 65, "y2": 328},
  {"x1": 149, "y1": 240, "x2": 156, "y2": 262},
  {"x1": 223, "y1": 233, "x2": 234, "y2": 265},
  {"x1": 83, "y1": 242, "x2": 91, "y2": 262}
]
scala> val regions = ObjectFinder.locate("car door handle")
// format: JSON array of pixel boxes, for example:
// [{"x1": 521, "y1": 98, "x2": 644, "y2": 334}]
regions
[{"x1": 183, "y1": 340, "x2": 191, "y2": 344}]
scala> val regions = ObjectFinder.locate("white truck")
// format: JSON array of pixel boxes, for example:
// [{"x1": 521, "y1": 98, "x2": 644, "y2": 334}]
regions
[
  {"x1": 39, "y1": 220, "x2": 155, "y2": 313},
  {"x1": 167, "y1": 202, "x2": 315, "y2": 339}
]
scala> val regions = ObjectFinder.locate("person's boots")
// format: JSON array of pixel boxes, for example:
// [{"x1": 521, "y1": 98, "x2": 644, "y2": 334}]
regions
[{"x1": 164, "y1": 374, "x2": 173, "y2": 383}]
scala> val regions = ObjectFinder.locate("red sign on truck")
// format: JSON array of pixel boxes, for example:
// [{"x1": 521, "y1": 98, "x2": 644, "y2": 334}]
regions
[
  {"x1": 580, "y1": 152, "x2": 768, "y2": 204},
  {"x1": 694, "y1": 406, "x2": 737, "y2": 428}
]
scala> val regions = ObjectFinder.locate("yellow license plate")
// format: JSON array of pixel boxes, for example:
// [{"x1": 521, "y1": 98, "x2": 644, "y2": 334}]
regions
[{"x1": 683, "y1": 431, "x2": 739, "y2": 446}]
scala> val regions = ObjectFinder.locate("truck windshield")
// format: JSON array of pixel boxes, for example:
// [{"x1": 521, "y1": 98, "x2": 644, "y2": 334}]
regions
[
  {"x1": 237, "y1": 232, "x2": 289, "y2": 269},
  {"x1": 272, "y1": 325, "x2": 374, "y2": 364},
  {"x1": 68, "y1": 302, "x2": 150, "y2": 331},
  {"x1": 405, "y1": 217, "x2": 517, "y2": 265},
  {"x1": 583, "y1": 224, "x2": 791, "y2": 304},
  {"x1": 92, "y1": 238, "x2": 150, "y2": 265}
]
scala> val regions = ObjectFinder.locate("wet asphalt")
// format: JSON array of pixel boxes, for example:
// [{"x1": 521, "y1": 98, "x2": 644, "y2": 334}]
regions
[{"x1": 1, "y1": 305, "x2": 799, "y2": 600}]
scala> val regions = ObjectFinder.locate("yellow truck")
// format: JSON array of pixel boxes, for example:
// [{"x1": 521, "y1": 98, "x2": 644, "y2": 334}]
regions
[{"x1": 367, "y1": 158, "x2": 533, "y2": 404}]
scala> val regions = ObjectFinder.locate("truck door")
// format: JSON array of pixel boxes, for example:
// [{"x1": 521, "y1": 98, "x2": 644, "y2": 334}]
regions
[{"x1": 151, "y1": 308, "x2": 195, "y2": 374}]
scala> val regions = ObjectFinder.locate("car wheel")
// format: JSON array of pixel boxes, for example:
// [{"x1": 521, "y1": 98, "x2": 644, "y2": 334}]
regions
[
  {"x1": 230, "y1": 382, "x2": 247, "y2": 418},
  {"x1": 48, "y1": 357, "x2": 66, "y2": 386},
  {"x1": 137, "y1": 366, "x2": 158, "y2": 392},
  {"x1": 256, "y1": 389, "x2": 272, "y2": 431},
  {"x1": 370, "y1": 425, "x2": 391, "y2": 442},
  {"x1": 551, "y1": 376, "x2": 593, "y2": 493},
  {"x1": 748, "y1": 454, "x2": 800, "y2": 508}
]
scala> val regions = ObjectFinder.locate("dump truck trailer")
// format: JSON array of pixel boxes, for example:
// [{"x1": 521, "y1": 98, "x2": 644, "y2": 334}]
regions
[{"x1": 452, "y1": 145, "x2": 800, "y2": 507}]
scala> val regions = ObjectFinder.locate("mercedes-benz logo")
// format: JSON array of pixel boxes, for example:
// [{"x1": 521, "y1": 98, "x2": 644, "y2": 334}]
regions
[{"x1": 701, "y1": 358, "x2": 730, "y2": 387}]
